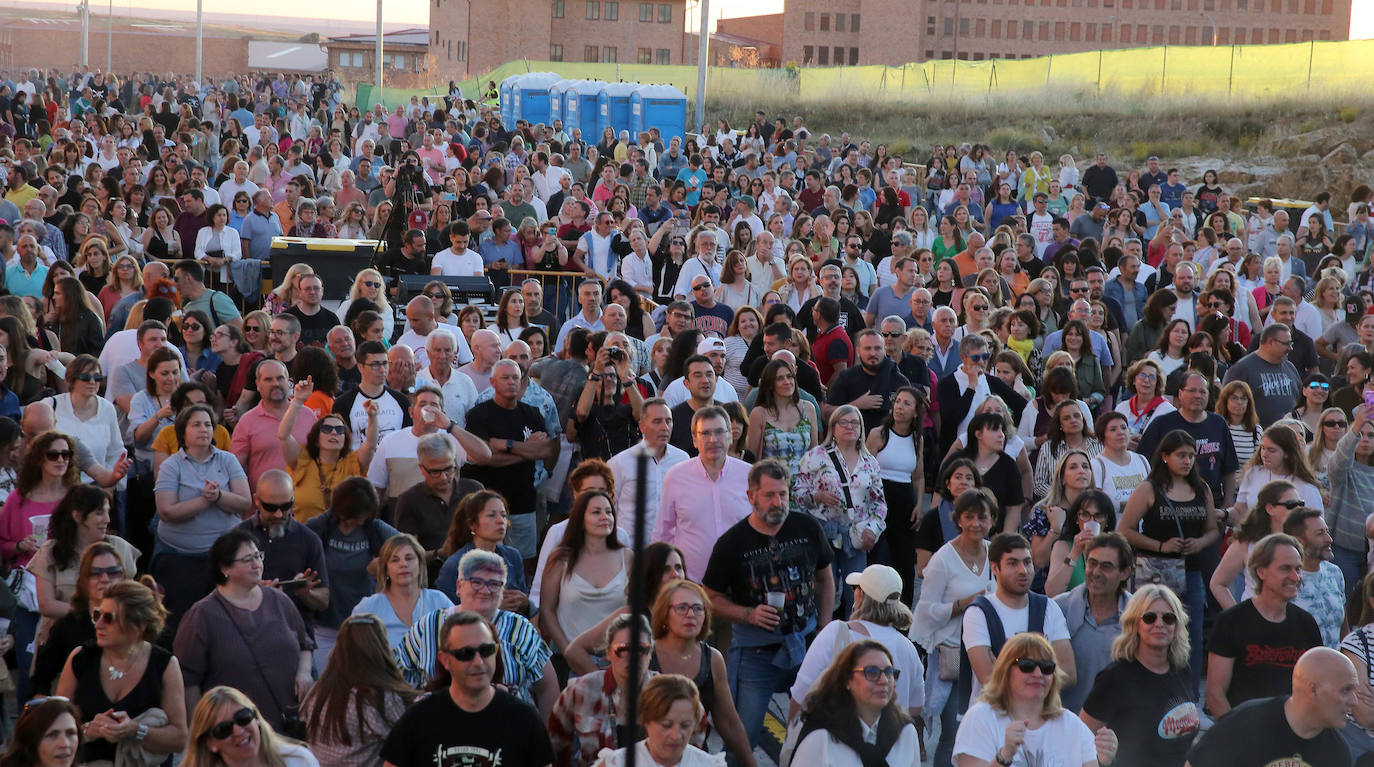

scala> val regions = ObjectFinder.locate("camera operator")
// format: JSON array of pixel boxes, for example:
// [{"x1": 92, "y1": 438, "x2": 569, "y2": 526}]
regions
[
  {"x1": 573, "y1": 338, "x2": 644, "y2": 461},
  {"x1": 381, "y1": 151, "x2": 437, "y2": 254}
]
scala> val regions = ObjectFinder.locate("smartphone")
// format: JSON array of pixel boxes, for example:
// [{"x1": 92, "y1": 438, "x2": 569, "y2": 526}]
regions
[
  {"x1": 276, "y1": 578, "x2": 310, "y2": 589},
  {"x1": 1365, "y1": 390, "x2": 1374, "y2": 409}
]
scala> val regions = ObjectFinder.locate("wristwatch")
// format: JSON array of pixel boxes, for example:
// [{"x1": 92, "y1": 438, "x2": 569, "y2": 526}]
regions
[
  {"x1": 135, "y1": 723, "x2": 149, "y2": 743},
  {"x1": 995, "y1": 750, "x2": 1013, "y2": 766},
  {"x1": 505, "y1": 439, "x2": 514, "y2": 452}
]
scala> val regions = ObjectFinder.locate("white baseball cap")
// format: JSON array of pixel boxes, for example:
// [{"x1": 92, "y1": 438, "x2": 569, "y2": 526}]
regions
[{"x1": 845, "y1": 564, "x2": 903, "y2": 602}]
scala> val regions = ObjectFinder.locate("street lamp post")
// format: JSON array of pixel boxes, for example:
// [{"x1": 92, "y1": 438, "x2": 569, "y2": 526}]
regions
[
  {"x1": 195, "y1": 0, "x2": 203, "y2": 86},
  {"x1": 376, "y1": 0, "x2": 385, "y2": 106},
  {"x1": 694, "y1": 0, "x2": 708, "y2": 128},
  {"x1": 1201, "y1": 11, "x2": 1217, "y2": 45},
  {"x1": 79, "y1": 0, "x2": 89, "y2": 67}
]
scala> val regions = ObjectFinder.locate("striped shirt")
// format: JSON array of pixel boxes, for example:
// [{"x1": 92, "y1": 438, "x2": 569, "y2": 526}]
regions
[{"x1": 394, "y1": 606, "x2": 551, "y2": 704}]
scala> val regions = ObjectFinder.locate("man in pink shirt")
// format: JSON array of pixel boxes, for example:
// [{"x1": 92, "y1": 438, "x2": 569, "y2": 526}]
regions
[
  {"x1": 417, "y1": 131, "x2": 446, "y2": 186},
  {"x1": 652, "y1": 406, "x2": 752, "y2": 580},
  {"x1": 230, "y1": 360, "x2": 315, "y2": 489}
]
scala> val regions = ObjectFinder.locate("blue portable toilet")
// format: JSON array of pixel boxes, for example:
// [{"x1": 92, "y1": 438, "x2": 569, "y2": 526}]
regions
[
  {"x1": 499, "y1": 76, "x2": 519, "y2": 130},
  {"x1": 510, "y1": 72, "x2": 562, "y2": 129},
  {"x1": 547, "y1": 80, "x2": 573, "y2": 126},
  {"x1": 630, "y1": 84, "x2": 687, "y2": 143},
  {"x1": 563, "y1": 80, "x2": 603, "y2": 139},
  {"x1": 596, "y1": 82, "x2": 637, "y2": 140}
]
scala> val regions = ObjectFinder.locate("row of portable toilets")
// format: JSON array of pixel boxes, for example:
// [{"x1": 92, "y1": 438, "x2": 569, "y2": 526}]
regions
[{"x1": 499, "y1": 73, "x2": 688, "y2": 142}]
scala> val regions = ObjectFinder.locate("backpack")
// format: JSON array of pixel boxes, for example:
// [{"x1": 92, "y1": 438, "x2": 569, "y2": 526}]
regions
[{"x1": 957, "y1": 593, "x2": 1047, "y2": 713}]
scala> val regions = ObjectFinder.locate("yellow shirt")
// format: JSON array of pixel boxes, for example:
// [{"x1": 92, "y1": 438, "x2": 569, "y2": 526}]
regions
[
  {"x1": 290, "y1": 451, "x2": 365, "y2": 523},
  {"x1": 152, "y1": 423, "x2": 233, "y2": 454},
  {"x1": 4, "y1": 185, "x2": 38, "y2": 209}
]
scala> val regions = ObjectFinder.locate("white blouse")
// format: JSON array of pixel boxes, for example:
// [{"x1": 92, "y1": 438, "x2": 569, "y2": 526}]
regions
[{"x1": 912, "y1": 540, "x2": 995, "y2": 650}]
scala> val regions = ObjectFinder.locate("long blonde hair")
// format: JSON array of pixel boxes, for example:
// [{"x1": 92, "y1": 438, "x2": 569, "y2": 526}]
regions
[
  {"x1": 272, "y1": 263, "x2": 315, "y2": 302},
  {"x1": 182, "y1": 686, "x2": 293, "y2": 767},
  {"x1": 347, "y1": 268, "x2": 391, "y2": 315}
]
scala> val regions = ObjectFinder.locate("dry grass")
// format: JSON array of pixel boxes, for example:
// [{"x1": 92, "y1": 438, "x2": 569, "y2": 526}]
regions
[{"x1": 705, "y1": 88, "x2": 1369, "y2": 163}]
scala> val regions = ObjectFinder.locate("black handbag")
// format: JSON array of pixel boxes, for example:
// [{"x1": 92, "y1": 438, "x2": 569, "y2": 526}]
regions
[{"x1": 214, "y1": 596, "x2": 308, "y2": 740}]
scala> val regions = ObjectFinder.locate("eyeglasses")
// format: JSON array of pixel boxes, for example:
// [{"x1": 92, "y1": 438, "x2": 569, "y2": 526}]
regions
[
  {"x1": 363, "y1": 281, "x2": 381, "y2": 288},
  {"x1": 89, "y1": 565, "x2": 123, "y2": 577},
  {"x1": 259, "y1": 500, "x2": 294, "y2": 514},
  {"x1": 74, "y1": 373, "x2": 107, "y2": 383},
  {"x1": 1013, "y1": 658, "x2": 1057, "y2": 675},
  {"x1": 1140, "y1": 611, "x2": 1178, "y2": 626},
  {"x1": 423, "y1": 464, "x2": 456, "y2": 476},
  {"x1": 1070, "y1": 287, "x2": 1090, "y2": 294},
  {"x1": 183, "y1": 323, "x2": 202, "y2": 332},
  {"x1": 971, "y1": 304, "x2": 989, "y2": 311},
  {"x1": 444, "y1": 642, "x2": 498, "y2": 662},
  {"x1": 243, "y1": 325, "x2": 261, "y2": 333},
  {"x1": 426, "y1": 291, "x2": 447, "y2": 300},
  {"x1": 611, "y1": 644, "x2": 652, "y2": 659},
  {"x1": 463, "y1": 577, "x2": 504, "y2": 594},
  {"x1": 694, "y1": 427, "x2": 730, "y2": 441},
  {"x1": 852, "y1": 665, "x2": 900, "y2": 682},
  {"x1": 1324, "y1": 420, "x2": 1348, "y2": 428},
  {"x1": 319, "y1": 423, "x2": 348, "y2": 435},
  {"x1": 233, "y1": 551, "x2": 265, "y2": 564},
  {"x1": 834, "y1": 419, "x2": 862, "y2": 429},
  {"x1": 44, "y1": 449, "x2": 73, "y2": 462},
  {"x1": 1277, "y1": 499, "x2": 1306, "y2": 510},
  {"x1": 90, "y1": 608, "x2": 118, "y2": 625},
  {"x1": 968, "y1": 353, "x2": 991, "y2": 363},
  {"x1": 1308, "y1": 382, "x2": 1330, "y2": 390},
  {"x1": 670, "y1": 602, "x2": 706, "y2": 616},
  {"x1": 362, "y1": 361, "x2": 388, "y2": 369},
  {"x1": 209, "y1": 708, "x2": 256, "y2": 740},
  {"x1": 693, "y1": 283, "x2": 712, "y2": 291}
]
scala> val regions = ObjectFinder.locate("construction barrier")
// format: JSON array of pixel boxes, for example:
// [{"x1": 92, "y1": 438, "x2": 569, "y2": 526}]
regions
[{"x1": 352, "y1": 39, "x2": 1374, "y2": 109}]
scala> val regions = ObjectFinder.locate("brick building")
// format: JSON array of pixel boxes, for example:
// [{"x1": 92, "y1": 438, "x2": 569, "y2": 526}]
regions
[
  {"x1": 429, "y1": 0, "x2": 688, "y2": 80},
  {"x1": 325, "y1": 28, "x2": 430, "y2": 88},
  {"x1": 0, "y1": 18, "x2": 253, "y2": 75},
  {"x1": 776, "y1": 0, "x2": 1352, "y2": 66}
]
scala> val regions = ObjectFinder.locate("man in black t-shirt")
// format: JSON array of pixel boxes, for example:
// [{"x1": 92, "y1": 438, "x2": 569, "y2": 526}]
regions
[
  {"x1": 1138, "y1": 373, "x2": 1239, "y2": 508},
  {"x1": 702, "y1": 459, "x2": 834, "y2": 754},
  {"x1": 1187, "y1": 647, "x2": 1354, "y2": 767},
  {"x1": 464, "y1": 360, "x2": 557, "y2": 560},
  {"x1": 1207, "y1": 533, "x2": 1322, "y2": 717},
  {"x1": 381, "y1": 610, "x2": 554, "y2": 767},
  {"x1": 825, "y1": 329, "x2": 912, "y2": 433},
  {"x1": 282, "y1": 273, "x2": 341, "y2": 348}
]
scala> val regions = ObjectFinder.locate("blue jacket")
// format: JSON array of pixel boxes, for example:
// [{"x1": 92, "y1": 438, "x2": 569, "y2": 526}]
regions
[{"x1": 1104, "y1": 278, "x2": 1148, "y2": 327}]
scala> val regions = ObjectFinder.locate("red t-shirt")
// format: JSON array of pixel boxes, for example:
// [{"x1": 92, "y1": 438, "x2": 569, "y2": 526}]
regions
[{"x1": 812, "y1": 324, "x2": 854, "y2": 386}]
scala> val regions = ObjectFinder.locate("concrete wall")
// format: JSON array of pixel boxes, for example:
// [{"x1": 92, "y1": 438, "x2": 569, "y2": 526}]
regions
[{"x1": 0, "y1": 23, "x2": 249, "y2": 74}]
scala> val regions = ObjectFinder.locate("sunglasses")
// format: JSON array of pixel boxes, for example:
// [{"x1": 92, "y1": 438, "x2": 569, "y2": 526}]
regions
[
  {"x1": 259, "y1": 500, "x2": 294, "y2": 513},
  {"x1": 611, "y1": 644, "x2": 651, "y2": 659},
  {"x1": 968, "y1": 353, "x2": 991, "y2": 362},
  {"x1": 1013, "y1": 658, "x2": 1057, "y2": 675},
  {"x1": 880, "y1": 331, "x2": 904, "y2": 338},
  {"x1": 363, "y1": 281, "x2": 381, "y2": 288},
  {"x1": 74, "y1": 373, "x2": 107, "y2": 383},
  {"x1": 209, "y1": 708, "x2": 256, "y2": 740},
  {"x1": 1308, "y1": 382, "x2": 1330, "y2": 390},
  {"x1": 90, "y1": 565, "x2": 123, "y2": 577},
  {"x1": 853, "y1": 665, "x2": 900, "y2": 682},
  {"x1": 444, "y1": 642, "x2": 498, "y2": 662},
  {"x1": 90, "y1": 608, "x2": 118, "y2": 625},
  {"x1": 184, "y1": 323, "x2": 202, "y2": 332},
  {"x1": 971, "y1": 304, "x2": 989, "y2": 311},
  {"x1": 45, "y1": 449, "x2": 73, "y2": 461},
  {"x1": 244, "y1": 325, "x2": 261, "y2": 333},
  {"x1": 318, "y1": 424, "x2": 348, "y2": 435},
  {"x1": 22, "y1": 696, "x2": 70, "y2": 715},
  {"x1": 1324, "y1": 420, "x2": 1348, "y2": 428},
  {"x1": 1140, "y1": 611, "x2": 1178, "y2": 626},
  {"x1": 1277, "y1": 499, "x2": 1305, "y2": 510}
]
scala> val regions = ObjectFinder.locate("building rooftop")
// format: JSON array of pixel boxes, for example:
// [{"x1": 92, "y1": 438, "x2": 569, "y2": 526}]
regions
[{"x1": 327, "y1": 27, "x2": 429, "y2": 47}]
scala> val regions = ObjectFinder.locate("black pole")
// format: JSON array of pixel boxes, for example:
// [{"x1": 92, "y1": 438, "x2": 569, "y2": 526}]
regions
[{"x1": 622, "y1": 449, "x2": 650, "y2": 766}]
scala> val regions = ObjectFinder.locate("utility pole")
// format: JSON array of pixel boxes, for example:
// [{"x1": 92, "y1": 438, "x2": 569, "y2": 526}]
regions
[
  {"x1": 694, "y1": 0, "x2": 708, "y2": 128},
  {"x1": 195, "y1": 0, "x2": 203, "y2": 87},
  {"x1": 1201, "y1": 11, "x2": 1217, "y2": 45},
  {"x1": 106, "y1": 0, "x2": 112, "y2": 73},
  {"x1": 376, "y1": 0, "x2": 385, "y2": 106},
  {"x1": 79, "y1": 0, "x2": 89, "y2": 67}
]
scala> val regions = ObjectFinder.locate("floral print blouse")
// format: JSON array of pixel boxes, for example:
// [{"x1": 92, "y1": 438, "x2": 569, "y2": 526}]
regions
[{"x1": 794, "y1": 444, "x2": 888, "y2": 548}]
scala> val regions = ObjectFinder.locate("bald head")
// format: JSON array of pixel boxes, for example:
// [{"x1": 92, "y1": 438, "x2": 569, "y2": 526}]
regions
[
  {"x1": 1291, "y1": 646, "x2": 1358, "y2": 729},
  {"x1": 256, "y1": 468, "x2": 294, "y2": 500},
  {"x1": 1294, "y1": 646, "x2": 1354, "y2": 689},
  {"x1": 20, "y1": 400, "x2": 55, "y2": 437}
]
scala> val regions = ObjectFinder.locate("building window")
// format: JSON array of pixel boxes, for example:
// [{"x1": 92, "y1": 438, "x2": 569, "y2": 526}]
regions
[
  {"x1": 820, "y1": 13, "x2": 830, "y2": 31},
  {"x1": 638, "y1": 47, "x2": 651, "y2": 63},
  {"x1": 1169, "y1": 24, "x2": 1180, "y2": 43},
  {"x1": 1151, "y1": 24, "x2": 1163, "y2": 42},
  {"x1": 959, "y1": 18, "x2": 970, "y2": 34},
  {"x1": 925, "y1": 50, "x2": 935, "y2": 59},
  {"x1": 833, "y1": 45, "x2": 844, "y2": 63},
  {"x1": 658, "y1": 3, "x2": 671, "y2": 21},
  {"x1": 975, "y1": 18, "x2": 985, "y2": 35},
  {"x1": 1006, "y1": 20, "x2": 1016, "y2": 38},
  {"x1": 550, "y1": 43, "x2": 564, "y2": 60},
  {"x1": 585, "y1": 45, "x2": 599, "y2": 61},
  {"x1": 836, "y1": 13, "x2": 845, "y2": 31},
  {"x1": 1054, "y1": 21, "x2": 1064, "y2": 39},
  {"x1": 927, "y1": 16, "x2": 936, "y2": 35},
  {"x1": 586, "y1": 1, "x2": 599, "y2": 18},
  {"x1": 602, "y1": 46, "x2": 617, "y2": 61},
  {"x1": 818, "y1": 46, "x2": 829, "y2": 65},
  {"x1": 852, "y1": 14, "x2": 860, "y2": 31},
  {"x1": 1101, "y1": 23, "x2": 1111, "y2": 41},
  {"x1": 605, "y1": 2, "x2": 618, "y2": 19},
  {"x1": 804, "y1": 45, "x2": 814, "y2": 63},
  {"x1": 1070, "y1": 21, "x2": 1080, "y2": 39},
  {"x1": 1185, "y1": 26, "x2": 1197, "y2": 43},
  {"x1": 1038, "y1": 21, "x2": 1049, "y2": 38},
  {"x1": 1237, "y1": 0, "x2": 1246, "y2": 6},
  {"x1": 804, "y1": 12, "x2": 815, "y2": 30},
  {"x1": 1023, "y1": 20, "x2": 1032, "y2": 37},
  {"x1": 849, "y1": 47, "x2": 858, "y2": 64},
  {"x1": 943, "y1": 18, "x2": 953, "y2": 35},
  {"x1": 655, "y1": 48, "x2": 670, "y2": 63},
  {"x1": 552, "y1": 0, "x2": 565, "y2": 16},
  {"x1": 639, "y1": 2, "x2": 652, "y2": 20}
]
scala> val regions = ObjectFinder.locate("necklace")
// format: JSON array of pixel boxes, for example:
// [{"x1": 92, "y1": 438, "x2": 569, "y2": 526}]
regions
[{"x1": 106, "y1": 643, "x2": 143, "y2": 681}]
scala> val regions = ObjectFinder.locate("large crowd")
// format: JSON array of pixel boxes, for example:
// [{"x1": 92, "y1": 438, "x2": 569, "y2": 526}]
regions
[{"x1": 0, "y1": 64, "x2": 1371, "y2": 767}]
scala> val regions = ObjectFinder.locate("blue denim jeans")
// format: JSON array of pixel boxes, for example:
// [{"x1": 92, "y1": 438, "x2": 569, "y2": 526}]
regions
[
  {"x1": 1335, "y1": 545, "x2": 1367, "y2": 599},
  {"x1": 726, "y1": 644, "x2": 796, "y2": 763}
]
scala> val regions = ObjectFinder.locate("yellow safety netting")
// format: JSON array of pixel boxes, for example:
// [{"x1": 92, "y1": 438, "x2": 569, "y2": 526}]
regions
[{"x1": 352, "y1": 39, "x2": 1374, "y2": 110}]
